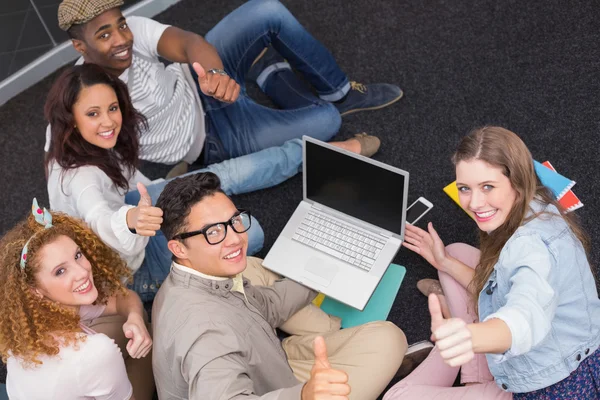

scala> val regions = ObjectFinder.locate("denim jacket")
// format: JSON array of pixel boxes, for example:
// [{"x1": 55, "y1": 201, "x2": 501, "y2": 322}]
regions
[{"x1": 478, "y1": 200, "x2": 600, "y2": 393}]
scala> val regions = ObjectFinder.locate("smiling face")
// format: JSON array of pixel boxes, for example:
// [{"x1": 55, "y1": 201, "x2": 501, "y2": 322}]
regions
[
  {"x1": 72, "y1": 83, "x2": 122, "y2": 149},
  {"x1": 72, "y1": 8, "x2": 133, "y2": 76},
  {"x1": 456, "y1": 159, "x2": 518, "y2": 232},
  {"x1": 173, "y1": 193, "x2": 248, "y2": 277},
  {"x1": 34, "y1": 235, "x2": 98, "y2": 310}
]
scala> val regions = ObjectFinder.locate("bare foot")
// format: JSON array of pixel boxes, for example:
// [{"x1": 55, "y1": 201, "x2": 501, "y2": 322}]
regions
[{"x1": 330, "y1": 138, "x2": 361, "y2": 154}]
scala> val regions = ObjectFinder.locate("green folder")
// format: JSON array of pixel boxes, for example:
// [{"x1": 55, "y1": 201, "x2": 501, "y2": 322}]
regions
[{"x1": 320, "y1": 263, "x2": 406, "y2": 328}]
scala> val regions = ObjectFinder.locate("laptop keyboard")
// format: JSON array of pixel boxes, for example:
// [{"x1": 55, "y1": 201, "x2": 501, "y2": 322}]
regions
[{"x1": 292, "y1": 211, "x2": 386, "y2": 272}]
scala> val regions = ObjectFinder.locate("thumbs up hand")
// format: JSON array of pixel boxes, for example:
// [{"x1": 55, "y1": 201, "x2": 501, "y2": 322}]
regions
[
  {"x1": 126, "y1": 182, "x2": 163, "y2": 236},
  {"x1": 192, "y1": 62, "x2": 240, "y2": 103},
  {"x1": 429, "y1": 294, "x2": 474, "y2": 367},
  {"x1": 301, "y1": 336, "x2": 350, "y2": 400}
]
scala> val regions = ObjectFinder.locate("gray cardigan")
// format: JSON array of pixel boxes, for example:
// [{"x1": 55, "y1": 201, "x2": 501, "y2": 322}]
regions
[{"x1": 152, "y1": 262, "x2": 317, "y2": 399}]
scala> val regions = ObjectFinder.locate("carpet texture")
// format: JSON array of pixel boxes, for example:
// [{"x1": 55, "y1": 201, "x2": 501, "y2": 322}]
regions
[{"x1": 0, "y1": 0, "x2": 598, "y2": 388}]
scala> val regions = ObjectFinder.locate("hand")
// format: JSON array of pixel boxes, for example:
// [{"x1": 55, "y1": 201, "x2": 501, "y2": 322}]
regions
[
  {"x1": 126, "y1": 182, "x2": 163, "y2": 236},
  {"x1": 301, "y1": 336, "x2": 350, "y2": 400},
  {"x1": 429, "y1": 294, "x2": 474, "y2": 367},
  {"x1": 122, "y1": 313, "x2": 152, "y2": 358},
  {"x1": 403, "y1": 222, "x2": 448, "y2": 271},
  {"x1": 193, "y1": 62, "x2": 240, "y2": 103}
]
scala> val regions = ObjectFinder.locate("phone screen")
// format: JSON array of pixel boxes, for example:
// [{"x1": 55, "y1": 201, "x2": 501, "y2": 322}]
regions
[{"x1": 406, "y1": 200, "x2": 431, "y2": 224}]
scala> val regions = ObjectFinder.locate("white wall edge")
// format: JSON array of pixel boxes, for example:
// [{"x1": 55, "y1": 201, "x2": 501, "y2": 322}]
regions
[{"x1": 0, "y1": 0, "x2": 182, "y2": 106}]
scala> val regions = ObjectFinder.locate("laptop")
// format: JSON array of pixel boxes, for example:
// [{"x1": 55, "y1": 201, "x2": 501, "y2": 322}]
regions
[{"x1": 263, "y1": 136, "x2": 409, "y2": 310}]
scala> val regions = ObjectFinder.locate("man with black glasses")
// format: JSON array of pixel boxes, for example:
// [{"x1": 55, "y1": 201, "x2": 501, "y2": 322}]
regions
[{"x1": 152, "y1": 172, "x2": 408, "y2": 400}]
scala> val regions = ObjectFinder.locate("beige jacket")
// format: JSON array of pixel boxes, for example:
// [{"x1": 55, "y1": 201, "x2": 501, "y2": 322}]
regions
[{"x1": 152, "y1": 262, "x2": 317, "y2": 399}]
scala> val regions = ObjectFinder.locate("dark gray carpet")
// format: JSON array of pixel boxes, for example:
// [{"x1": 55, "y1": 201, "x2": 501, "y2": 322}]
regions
[{"x1": 0, "y1": 0, "x2": 599, "y2": 387}]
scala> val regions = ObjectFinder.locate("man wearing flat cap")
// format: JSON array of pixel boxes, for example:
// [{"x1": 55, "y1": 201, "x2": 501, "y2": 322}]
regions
[{"x1": 50, "y1": 0, "x2": 404, "y2": 178}]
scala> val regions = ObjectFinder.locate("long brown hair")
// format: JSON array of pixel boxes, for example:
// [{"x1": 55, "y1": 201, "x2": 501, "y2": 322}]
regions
[
  {"x1": 0, "y1": 211, "x2": 131, "y2": 366},
  {"x1": 453, "y1": 126, "x2": 590, "y2": 311},
  {"x1": 44, "y1": 63, "x2": 147, "y2": 191}
]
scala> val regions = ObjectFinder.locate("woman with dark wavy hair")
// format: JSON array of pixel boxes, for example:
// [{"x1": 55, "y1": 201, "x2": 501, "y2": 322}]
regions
[
  {"x1": 1, "y1": 201, "x2": 153, "y2": 399},
  {"x1": 45, "y1": 63, "x2": 372, "y2": 306},
  {"x1": 385, "y1": 127, "x2": 600, "y2": 399}
]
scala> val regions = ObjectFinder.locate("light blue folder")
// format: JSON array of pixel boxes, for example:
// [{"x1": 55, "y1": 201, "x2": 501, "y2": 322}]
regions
[{"x1": 320, "y1": 263, "x2": 406, "y2": 328}]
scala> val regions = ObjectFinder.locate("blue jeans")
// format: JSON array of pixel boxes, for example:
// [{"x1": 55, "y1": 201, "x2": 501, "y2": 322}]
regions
[
  {"x1": 123, "y1": 139, "x2": 304, "y2": 302},
  {"x1": 195, "y1": 0, "x2": 348, "y2": 164}
]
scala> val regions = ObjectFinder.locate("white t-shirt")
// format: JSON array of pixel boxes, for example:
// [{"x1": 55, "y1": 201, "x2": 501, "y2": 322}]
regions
[
  {"x1": 45, "y1": 16, "x2": 205, "y2": 165},
  {"x1": 47, "y1": 162, "x2": 152, "y2": 273},
  {"x1": 6, "y1": 305, "x2": 132, "y2": 400}
]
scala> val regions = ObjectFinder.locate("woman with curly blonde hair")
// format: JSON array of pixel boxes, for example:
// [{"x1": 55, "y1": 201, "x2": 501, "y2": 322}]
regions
[{"x1": 0, "y1": 200, "x2": 153, "y2": 399}]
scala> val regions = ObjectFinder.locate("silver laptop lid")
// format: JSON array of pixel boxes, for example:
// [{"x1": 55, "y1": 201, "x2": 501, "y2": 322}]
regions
[{"x1": 302, "y1": 136, "x2": 409, "y2": 240}]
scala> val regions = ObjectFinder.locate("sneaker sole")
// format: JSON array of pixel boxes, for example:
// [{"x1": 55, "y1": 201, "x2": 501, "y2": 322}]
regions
[{"x1": 340, "y1": 90, "x2": 404, "y2": 117}]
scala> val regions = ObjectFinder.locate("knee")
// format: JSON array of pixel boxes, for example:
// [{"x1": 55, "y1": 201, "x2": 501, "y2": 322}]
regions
[
  {"x1": 250, "y1": 0, "x2": 289, "y2": 21},
  {"x1": 362, "y1": 321, "x2": 408, "y2": 364},
  {"x1": 445, "y1": 242, "x2": 469, "y2": 258},
  {"x1": 312, "y1": 103, "x2": 342, "y2": 142}
]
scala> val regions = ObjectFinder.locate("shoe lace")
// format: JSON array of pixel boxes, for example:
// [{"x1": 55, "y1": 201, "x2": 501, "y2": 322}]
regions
[{"x1": 350, "y1": 81, "x2": 367, "y2": 94}]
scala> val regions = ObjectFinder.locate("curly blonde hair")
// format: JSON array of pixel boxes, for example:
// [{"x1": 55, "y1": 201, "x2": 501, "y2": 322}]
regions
[{"x1": 0, "y1": 211, "x2": 132, "y2": 366}]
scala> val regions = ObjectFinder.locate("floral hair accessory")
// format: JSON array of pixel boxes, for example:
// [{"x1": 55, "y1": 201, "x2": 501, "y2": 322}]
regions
[{"x1": 20, "y1": 198, "x2": 53, "y2": 270}]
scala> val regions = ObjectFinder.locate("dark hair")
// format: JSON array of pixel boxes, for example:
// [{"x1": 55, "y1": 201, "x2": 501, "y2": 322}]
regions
[
  {"x1": 156, "y1": 172, "x2": 225, "y2": 240},
  {"x1": 67, "y1": 24, "x2": 85, "y2": 41},
  {"x1": 44, "y1": 63, "x2": 147, "y2": 191}
]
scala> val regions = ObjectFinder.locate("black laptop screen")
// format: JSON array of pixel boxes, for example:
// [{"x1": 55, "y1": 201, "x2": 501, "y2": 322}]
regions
[{"x1": 305, "y1": 140, "x2": 407, "y2": 235}]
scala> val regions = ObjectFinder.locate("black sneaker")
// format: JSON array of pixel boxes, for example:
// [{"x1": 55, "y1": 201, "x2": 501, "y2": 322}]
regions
[
  {"x1": 334, "y1": 81, "x2": 403, "y2": 116},
  {"x1": 395, "y1": 340, "x2": 434, "y2": 381}
]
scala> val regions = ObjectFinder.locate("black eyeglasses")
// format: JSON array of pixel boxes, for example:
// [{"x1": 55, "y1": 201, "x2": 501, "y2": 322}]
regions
[{"x1": 173, "y1": 210, "x2": 252, "y2": 245}]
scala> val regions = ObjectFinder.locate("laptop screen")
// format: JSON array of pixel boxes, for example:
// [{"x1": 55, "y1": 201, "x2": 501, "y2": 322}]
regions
[{"x1": 305, "y1": 140, "x2": 407, "y2": 235}]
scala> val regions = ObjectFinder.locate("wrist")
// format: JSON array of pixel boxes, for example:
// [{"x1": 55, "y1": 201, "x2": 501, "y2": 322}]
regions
[{"x1": 126, "y1": 311, "x2": 145, "y2": 324}]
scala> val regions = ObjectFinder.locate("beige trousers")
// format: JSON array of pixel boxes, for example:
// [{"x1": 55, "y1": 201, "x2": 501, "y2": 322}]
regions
[
  {"x1": 244, "y1": 257, "x2": 408, "y2": 400},
  {"x1": 87, "y1": 314, "x2": 156, "y2": 400}
]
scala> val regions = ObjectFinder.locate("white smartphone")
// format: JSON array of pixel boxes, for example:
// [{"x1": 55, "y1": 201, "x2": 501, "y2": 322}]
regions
[{"x1": 406, "y1": 197, "x2": 434, "y2": 225}]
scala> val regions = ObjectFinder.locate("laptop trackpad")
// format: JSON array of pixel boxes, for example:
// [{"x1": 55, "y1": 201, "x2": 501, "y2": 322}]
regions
[{"x1": 303, "y1": 257, "x2": 338, "y2": 287}]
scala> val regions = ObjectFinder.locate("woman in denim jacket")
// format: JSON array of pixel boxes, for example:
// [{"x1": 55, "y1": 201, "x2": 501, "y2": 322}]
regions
[{"x1": 385, "y1": 126, "x2": 600, "y2": 399}]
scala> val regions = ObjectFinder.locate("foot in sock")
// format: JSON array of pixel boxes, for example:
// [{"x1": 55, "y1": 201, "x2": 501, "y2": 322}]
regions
[
  {"x1": 333, "y1": 81, "x2": 403, "y2": 116},
  {"x1": 394, "y1": 340, "x2": 434, "y2": 381}
]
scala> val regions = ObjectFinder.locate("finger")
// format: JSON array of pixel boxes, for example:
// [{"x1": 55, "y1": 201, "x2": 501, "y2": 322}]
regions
[
  {"x1": 228, "y1": 83, "x2": 241, "y2": 103},
  {"x1": 223, "y1": 79, "x2": 239, "y2": 102},
  {"x1": 446, "y1": 351, "x2": 475, "y2": 367},
  {"x1": 403, "y1": 234, "x2": 423, "y2": 247},
  {"x1": 402, "y1": 241, "x2": 422, "y2": 254},
  {"x1": 137, "y1": 214, "x2": 163, "y2": 225},
  {"x1": 315, "y1": 369, "x2": 349, "y2": 384},
  {"x1": 137, "y1": 182, "x2": 152, "y2": 207},
  {"x1": 143, "y1": 207, "x2": 163, "y2": 217},
  {"x1": 135, "y1": 229, "x2": 157, "y2": 237},
  {"x1": 405, "y1": 223, "x2": 427, "y2": 237},
  {"x1": 427, "y1": 222, "x2": 443, "y2": 243},
  {"x1": 323, "y1": 383, "x2": 351, "y2": 396},
  {"x1": 428, "y1": 293, "x2": 445, "y2": 326},
  {"x1": 213, "y1": 76, "x2": 229, "y2": 99},
  {"x1": 404, "y1": 229, "x2": 424, "y2": 243},
  {"x1": 439, "y1": 337, "x2": 473, "y2": 360},
  {"x1": 313, "y1": 336, "x2": 331, "y2": 369},
  {"x1": 207, "y1": 73, "x2": 221, "y2": 95},
  {"x1": 434, "y1": 318, "x2": 469, "y2": 340},
  {"x1": 193, "y1": 62, "x2": 207, "y2": 85},
  {"x1": 137, "y1": 224, "x2": 162, "y2": 234}
]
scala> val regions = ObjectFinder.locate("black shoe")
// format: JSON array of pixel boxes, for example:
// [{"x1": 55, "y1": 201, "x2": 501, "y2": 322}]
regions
[
  {"x1": 395, "y1": 340, "x2": 434, "y2": 380},
  {"x1": 334, "y1": 81, "x2": 403, "y2": 116}
]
